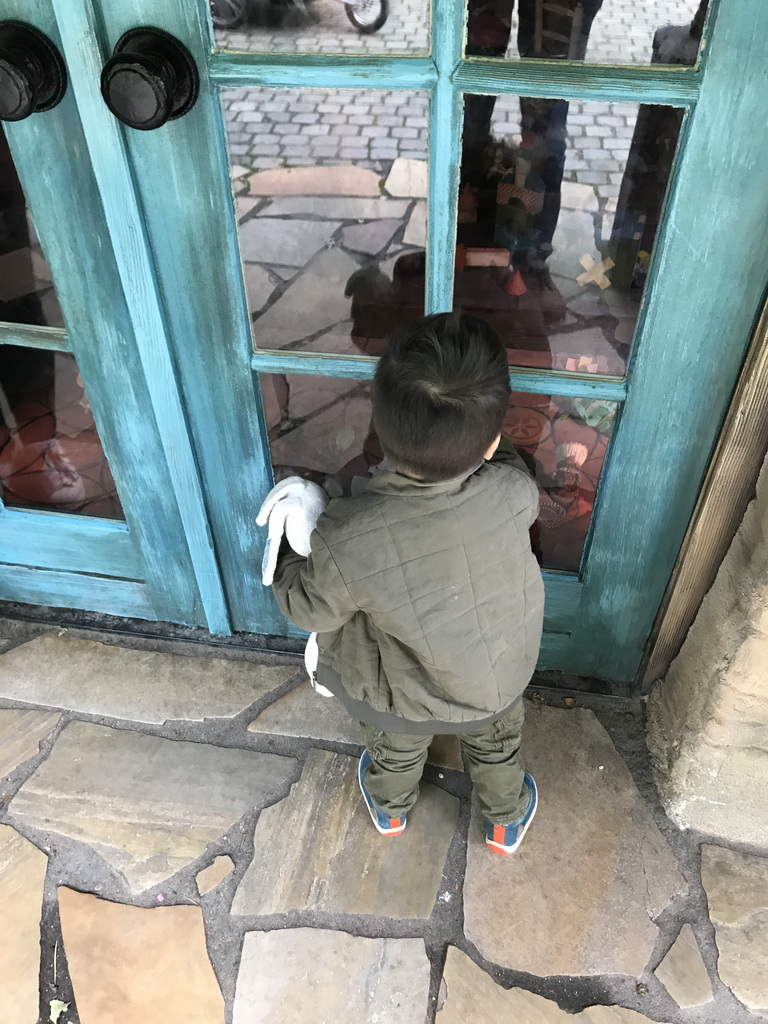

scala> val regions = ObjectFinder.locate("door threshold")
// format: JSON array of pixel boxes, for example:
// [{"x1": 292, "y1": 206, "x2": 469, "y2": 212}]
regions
[{"x1": 0, "y1": 601, "x2": 632, "y2": 699}]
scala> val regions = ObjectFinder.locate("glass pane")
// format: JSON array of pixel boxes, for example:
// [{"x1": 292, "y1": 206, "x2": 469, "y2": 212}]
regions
[
  {"x1": 225, "y1": 87, "x2": 427, "y2": 353},
  {"x1": 260, "y1": 372, "x2": 615, "y2": 571},
  {"x1": 465, "y1": 0, "x2": 707, "y2": 67},
  {"x1": 455, "y1": 93, "x2": 682, "y2": 376},
  {"x1": 0, "y1": 127, "x2": 64, "y2": 329},
  {"x1": 211, "y1": 0, "x2": 429, "y2": 55},
  {"x1": 0, "y1": 347, "x2": 124, "y2": 519}
]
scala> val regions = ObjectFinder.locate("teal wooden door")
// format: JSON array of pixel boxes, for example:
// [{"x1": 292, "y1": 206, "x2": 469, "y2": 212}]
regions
[
  {"x1": 16, "y1": 0, "x2": 768, "y2": 681},
  {"x1": 0, "y1": 0, "x2": 232, "y2": 632}
]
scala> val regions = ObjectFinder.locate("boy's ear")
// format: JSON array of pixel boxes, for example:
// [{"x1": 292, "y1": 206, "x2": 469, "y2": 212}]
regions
[{"x1": 484, "y1": 434, "x2": 502, "y2": 460}]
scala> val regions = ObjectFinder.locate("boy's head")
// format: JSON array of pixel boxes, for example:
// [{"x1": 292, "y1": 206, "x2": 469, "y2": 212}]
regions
[{"x1": 372, "y1": 313, "x2": 510, "y2": 483}]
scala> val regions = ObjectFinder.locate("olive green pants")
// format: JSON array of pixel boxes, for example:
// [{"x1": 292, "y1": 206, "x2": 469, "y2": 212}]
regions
[{"x1": 361, "y1": 701, "x2": 527, "y2": 825}]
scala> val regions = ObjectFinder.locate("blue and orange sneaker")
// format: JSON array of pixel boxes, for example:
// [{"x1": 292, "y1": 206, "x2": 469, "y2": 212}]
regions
[
  {"x1": 485, "y1": 772, "x2": 538, "y2": 854},
  {"x1": 358, "y1": 750, "x2": 407, "y2": 836}
]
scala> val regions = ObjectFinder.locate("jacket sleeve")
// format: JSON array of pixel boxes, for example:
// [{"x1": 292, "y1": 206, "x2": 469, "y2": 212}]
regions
[
  {"x1": 271, "y1": 530, "x2": 358, "y2": 633},
  {"x1": 491, "y1": 438, "x2": 541, "y2": 528}
]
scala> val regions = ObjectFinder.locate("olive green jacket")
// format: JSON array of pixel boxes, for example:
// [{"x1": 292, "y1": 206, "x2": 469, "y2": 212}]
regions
[{"x1": 272, "y1": 442, "x2": 544, "y2": 734}]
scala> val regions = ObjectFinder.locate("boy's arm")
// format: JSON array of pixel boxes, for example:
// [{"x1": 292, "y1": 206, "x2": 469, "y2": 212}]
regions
[
  {"x1": 271, "y1": 531, "x2": 358, "y2": 633},
  {"x1": 490, "y1": 437, "x2": 541, "y2": 527}
]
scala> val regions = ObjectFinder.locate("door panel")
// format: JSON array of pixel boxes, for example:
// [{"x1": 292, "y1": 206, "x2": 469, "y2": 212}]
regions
[
  {"x1": 259, "y1": 371, "x2": 615, "y2": 573},
  {"x1": 0, "y1": 0, "x2": 205, "y2": 626},
  {"x1": 0, "y1": 137, "x2": 64, "y2": 329},
  {"x1": 52, "y1": 0, "x2": 768, "y2": 681},
  {"x1": 223, "y1": 84, "x2": 430, "y2": 355},
  {"x1": 454, "y1": 92, "x2": 685, "y2": 377},
  {"x1": 57, "y1": 0, "x2": 286, "y2": 634},
  {"x1": 0, "y1": 346, "x2": 123, "y2": 519}
]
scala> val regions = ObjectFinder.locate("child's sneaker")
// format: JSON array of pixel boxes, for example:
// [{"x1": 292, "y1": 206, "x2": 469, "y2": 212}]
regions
[
  {"x1": 485, "y1": 772, "x2": 537, "y2": 854},
  {"x1": 358, "y1": 750, "x2": 407, "y2": 836}
]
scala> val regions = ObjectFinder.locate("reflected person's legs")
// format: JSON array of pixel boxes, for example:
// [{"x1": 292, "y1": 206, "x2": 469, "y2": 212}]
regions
[
  {"x1": 516, "y1": 0, "x2": 604, "y2": 261},
  {"x1": 464, "y1": 1, "x2": 604, "y2": 261}
]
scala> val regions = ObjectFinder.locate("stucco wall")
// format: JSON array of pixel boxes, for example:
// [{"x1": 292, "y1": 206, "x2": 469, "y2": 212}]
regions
[{"x1": 647, "y1": 454, "x2": 768, "y2": 848}]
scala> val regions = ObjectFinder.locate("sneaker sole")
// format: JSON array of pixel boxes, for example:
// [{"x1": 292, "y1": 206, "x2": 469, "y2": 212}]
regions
[
  {"x1": 486, "y1": 787, "x2": 538, "y2": 855},
  {"x1": 358, "y1": 761, "x2": 407, "y2": 836}
]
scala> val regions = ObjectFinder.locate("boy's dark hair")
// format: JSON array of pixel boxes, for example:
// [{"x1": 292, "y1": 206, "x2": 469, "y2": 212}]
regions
[{"x1": 372, "y1": 312, "x2": 510, "y2": 483}]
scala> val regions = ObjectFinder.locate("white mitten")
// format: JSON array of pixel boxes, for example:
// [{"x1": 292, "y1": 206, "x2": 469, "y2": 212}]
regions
[
  {"x1": 256, "y1": 476, "x2": 329, "y2": 585},
  {"x1": 304, "y1": 632, "x2": 334, "y2": 697}
]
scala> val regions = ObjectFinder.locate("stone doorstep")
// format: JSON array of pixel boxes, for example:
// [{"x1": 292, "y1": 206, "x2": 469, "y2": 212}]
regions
[
  {"x1": 247, "y1": 681, "x2": 464, "y2": 770},
  {"x1": 0, "y1": 635, "x2": 297, "y2": 726},
  {"x1": 0, "y1": 708, "x2": 61, "y2": 779}
]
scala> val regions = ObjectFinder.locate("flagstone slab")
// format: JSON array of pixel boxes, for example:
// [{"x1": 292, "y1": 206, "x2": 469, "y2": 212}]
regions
[
  {"x1": 236, "y1": 195, "x2": 260, "y2": 221},
  {"x1": 263, "y1": 196, "x2": 409, "y2": 219},
  {"x1": 252, "y1": 248, "x2": 358, "y2": 348},
  {"x1": 58, "y1": 887, "x2": 224, "y2": 1023},
  {"x1": 342, "y1": 219, "x2": 401, "y2": 255},
  {"x1": 248, "y1": 684, "x2": 463, "y2": 769},
  {"x1": 560, "y1": 181, "x2": 600, "y2": 213},
  {"x1": 195, "y1": 855, "x2": 235, "y2": 896},
  {"x1": 428, "y1": 733, "x2": 463, "y2": 771},
  {"x1": 384, "y1": 158, "x2": 428, "y2": 198},
  {"x1": 239, "y1": 217, "x2": 341, "y2": 267},
  {"x1": 243, "y1": 262, "x2": 276, "y2": 313},
  {"x1": 436, "y1": 947, "x2": 671, "y2": 1023},
  {"x1": 403, "y1": 201, "x2": 427, "y2": 246},
  {"x1": 248, "y1": 165, "x2": 381, "y2": 196},
  {"x1": 0, "y1": 708, "x2": 60, "y2": 778},
  {"x1": 0, "y1": 825, "x2": 48, "y2": 1024},
  {"x1": 463, "y1": 704, "x2": 686, "y2": 977},
  {"x1": 654, "y1": 924, "x2": 712, "y2": 1008},
  {"x1": 234, "y1": 929, "x2": 429, "y2": 1024},
  {"x1": 0, "y1": 636, "x2": 295, "y2": 725},
  {"x1": 9, "y1": 721, "x2": 296, "y2": 893},
  {"x1": 232, "y1": 748, "x2": 459, "y2": 918},
  {"x1": 701, "y1": 845, "x2": 768, "y2": 1018},
  {"x1": 549, "y1": 209, "x2": 602, "y2": 283}
]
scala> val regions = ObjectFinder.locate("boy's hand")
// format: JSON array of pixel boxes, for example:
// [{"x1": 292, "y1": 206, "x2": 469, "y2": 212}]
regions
[{"x1": 256, "y1": 477, "x2": 329, "y2": 585}]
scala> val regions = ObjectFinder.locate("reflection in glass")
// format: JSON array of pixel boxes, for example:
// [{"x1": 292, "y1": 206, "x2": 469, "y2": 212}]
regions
[
  {"x1": 454, "y1": 89, "x2": 682, "y2": 376},
  {"x1": 464, "y1": 0, "x2": 707, "y2": 67},
  {"x1": 0, "y1": 346, "x2": 123, "y2": 519},
  {"x1": 0, "y1": 127, "x2": 64, "y2": 329},
  {"x1": 260, "y1": 373, "x2": 614, "y2": 571},
  {"x1": 211, "y1": 0, "x2": 429, "y2": 55},
  {"x1": 224, "y1": 88, "x2": 427, "y2": 353}
]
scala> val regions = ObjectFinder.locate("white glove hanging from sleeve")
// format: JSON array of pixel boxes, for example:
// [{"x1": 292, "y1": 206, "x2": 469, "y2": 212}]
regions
[
  {"x1": 256, "y1": 476, "x2": 334, "y2": 697},
  {"x1": 256, "y1": 476, "x2": 329, "y2": 585}
]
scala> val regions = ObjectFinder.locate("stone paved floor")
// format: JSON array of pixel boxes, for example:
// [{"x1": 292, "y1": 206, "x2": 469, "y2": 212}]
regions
[
  {"x1": 0, "y1": 613, "x2": 766, "y2": 1023},
  {"x1": 217, "y1": 0, "x2": 701, "y2": 207}
]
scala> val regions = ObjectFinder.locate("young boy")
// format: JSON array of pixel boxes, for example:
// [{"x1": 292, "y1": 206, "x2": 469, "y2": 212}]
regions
[{"x1": 272, "y1": 313, "x2": 544, "y2": 854}]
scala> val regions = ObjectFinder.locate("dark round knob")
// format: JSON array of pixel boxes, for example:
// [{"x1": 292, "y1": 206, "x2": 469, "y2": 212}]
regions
[
  {"x1": 0, "y1": 22, "x2": 67, "y2": 122},
  {"x1": 100, "y1": 28, "x2": 198, "y2": 131}
]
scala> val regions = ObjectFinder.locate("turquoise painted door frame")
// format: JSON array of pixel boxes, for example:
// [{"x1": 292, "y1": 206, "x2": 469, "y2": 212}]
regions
[{"x1": 4, "y1": 0, "x2": 768, "y2": 682}]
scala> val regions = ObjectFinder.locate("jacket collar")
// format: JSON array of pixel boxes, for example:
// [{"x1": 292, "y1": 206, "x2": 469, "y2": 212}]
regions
[{"x1": 366, "y1": 460, "x2": 485, "y2": 497}]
